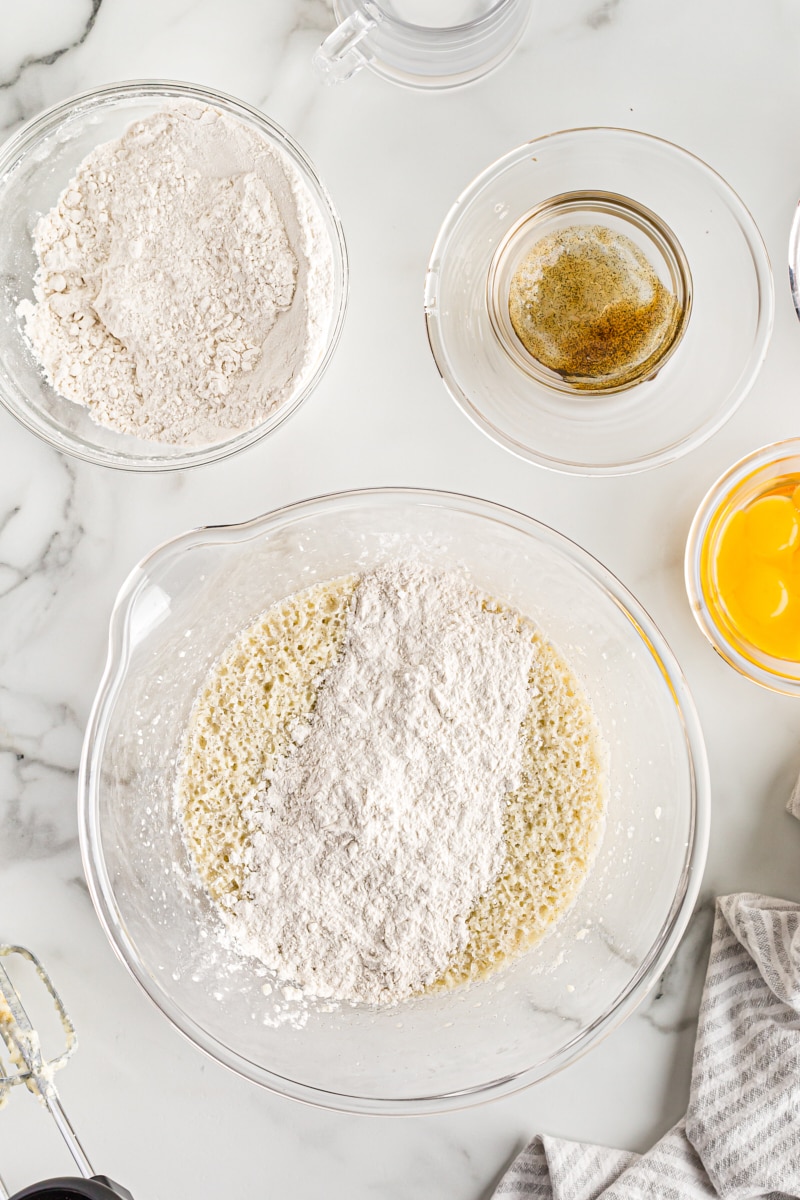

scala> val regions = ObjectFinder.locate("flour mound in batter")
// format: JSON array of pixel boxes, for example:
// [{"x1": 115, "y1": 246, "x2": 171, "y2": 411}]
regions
[
  {"x1": 18, "y1": 102, "x2": 334, "y2": 445},
  {"x1": 181, "y1": 564, "x2": 535, "y2": 1004},
  {"x1": 179, "y1": 563, "x2": 608, "y2": 1007}
]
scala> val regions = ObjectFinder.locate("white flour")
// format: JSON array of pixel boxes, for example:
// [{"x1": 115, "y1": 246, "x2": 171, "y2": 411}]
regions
[
  {"x1": 18, "y1": 102, "x2": 334, "y2": 445},
  {"x1": 231, "y1": 562, "x2": 535, "y2": 1005}
]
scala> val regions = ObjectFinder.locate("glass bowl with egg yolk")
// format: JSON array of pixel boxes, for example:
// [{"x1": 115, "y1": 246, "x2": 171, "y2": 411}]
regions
[{"x1": 686, "y1": 440, "x2": 800, "y2": 694}]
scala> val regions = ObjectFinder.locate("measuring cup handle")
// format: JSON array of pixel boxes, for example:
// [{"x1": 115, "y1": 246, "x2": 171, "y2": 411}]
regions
[{"x1": 313, "y1": 10, "x2": 377, "y2": 83}]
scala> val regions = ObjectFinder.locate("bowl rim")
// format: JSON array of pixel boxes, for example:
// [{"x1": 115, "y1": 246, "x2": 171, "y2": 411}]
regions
[
  {"x1": 685, "y1": 438, "x2": 800, "y2": 695},
  {"x1": 424, "y1": 125, "x2": 774, "y2": 477},
  {"x1": 0, "y1": 78, "x2": 348, "y2": 472},
  {"x1": 79, "y1": 486, "x2": 710, "y2": 1114}
]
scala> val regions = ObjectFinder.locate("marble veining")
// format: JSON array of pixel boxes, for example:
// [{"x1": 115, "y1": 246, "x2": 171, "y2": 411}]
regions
[
  {"x1": 596, "y1": 927, "x2": 640, "y2": 971},
  {"x1": 1, "y1": 1, "x2": 800, "y2": 1197},
  {"x1": 639, "y1": 897, "x2": 716, "y2": 1036},
  {"x1": 0, "y1": 462, "x2": 80, "y2": 587},
  {"x1": 0, "y1": 455, "x2": 84, "y2": 647},
  {"x1": 0, "y1": 1, "x2": 104, "y2": 133},
  {"x1": 0, "y1": 678, "x2": 83, "y2": 864},
  {"x1": 0, "y1": 1, "x2": 103, "y2": 93},
  {"x1": 584, "y1": 0, "x2": 622, "y2": 31}
]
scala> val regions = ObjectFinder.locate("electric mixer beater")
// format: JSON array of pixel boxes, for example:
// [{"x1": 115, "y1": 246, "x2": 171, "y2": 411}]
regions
[{"x1": 0, "y1": 945, "x2": 132, "y2": 1200}]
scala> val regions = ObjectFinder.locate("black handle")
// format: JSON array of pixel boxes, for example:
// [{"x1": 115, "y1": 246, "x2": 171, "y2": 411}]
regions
[{"x1": 9, "y1": 1177, "x2": 133, "y2": 1200}]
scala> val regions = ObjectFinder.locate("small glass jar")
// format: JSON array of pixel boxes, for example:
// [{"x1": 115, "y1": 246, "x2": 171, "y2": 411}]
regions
[
  {"x1": 686, "y1": 440, "x2": 800, "y2": 695},
  {"x1": 486, "y1": 190, "x2": 692, "y2": 394}
]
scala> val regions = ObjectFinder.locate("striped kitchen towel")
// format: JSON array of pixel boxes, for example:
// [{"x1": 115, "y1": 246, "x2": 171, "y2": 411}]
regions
[
  {"x1": 788, "y1": 773, "x2": 800, "y2": 820},
  {"x1": 494, "y1": 893, "x2": 800, "y2": 1199}
]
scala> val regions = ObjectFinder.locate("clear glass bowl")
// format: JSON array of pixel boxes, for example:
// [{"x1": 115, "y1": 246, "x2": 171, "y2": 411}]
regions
[
  {"x1": 686, "y1": 440, "x2": 800, "y2": 696},
  {"x1": 0, "y1": 81, "x2": 348, "y2": 471},
  {"x1": 79, "y1": 489, "x2": 709, "y2": 1113},
  {"x1": 425, "y1": 128, "x2": 774, "y2": 476}
]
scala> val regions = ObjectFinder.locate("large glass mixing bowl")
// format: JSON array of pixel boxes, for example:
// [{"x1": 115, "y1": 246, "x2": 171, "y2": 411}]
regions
[{"x1": 79, "y1": 490, "x2": 709, "y2": 1113}]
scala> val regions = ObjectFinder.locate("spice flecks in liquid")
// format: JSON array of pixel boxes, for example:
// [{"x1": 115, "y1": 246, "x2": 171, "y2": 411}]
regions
[{"x1": 508, "y1": 224, "x2": 682, "y2": 389}]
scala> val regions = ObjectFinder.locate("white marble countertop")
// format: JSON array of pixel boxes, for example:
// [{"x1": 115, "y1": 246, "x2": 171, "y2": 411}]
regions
[{"x1": 1, "y1": 1, "x2": 800, "y2": 1196}]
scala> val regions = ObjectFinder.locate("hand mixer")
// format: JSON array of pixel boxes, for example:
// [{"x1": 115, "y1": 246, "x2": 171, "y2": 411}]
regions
[{"x1": 0, "y1": 945, "x2": 132, "y2": 1200}]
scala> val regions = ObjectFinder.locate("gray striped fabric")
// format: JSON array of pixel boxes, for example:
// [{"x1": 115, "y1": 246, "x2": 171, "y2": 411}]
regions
[
  {"x1": 494, "y1": 894, "x2": 800, "y2": 1199},
  {"x1": 788, "y1": 774, "x2": 800, "y2": 820}
]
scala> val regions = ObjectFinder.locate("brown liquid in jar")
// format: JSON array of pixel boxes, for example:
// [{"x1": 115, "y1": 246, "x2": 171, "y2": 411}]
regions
[{"x1": 507, "y1": 224, "x2": 682, "y2": 390}]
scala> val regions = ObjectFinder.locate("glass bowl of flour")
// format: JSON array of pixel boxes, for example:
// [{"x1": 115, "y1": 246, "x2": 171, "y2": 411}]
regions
[
  {"x1": 0, "y1": 81, "x2": 347, "y2": 470},
  {"x1": 79, "y1": 489, "x2": 709, "y2": 1113}
]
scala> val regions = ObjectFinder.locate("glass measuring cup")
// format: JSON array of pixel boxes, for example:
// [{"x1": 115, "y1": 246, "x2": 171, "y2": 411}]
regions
[{"x1": 313, "y1": 0, "x2": 531, "y2": 89}]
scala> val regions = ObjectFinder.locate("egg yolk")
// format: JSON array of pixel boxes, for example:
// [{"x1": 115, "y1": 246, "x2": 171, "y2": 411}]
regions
[{"x1": 712, "y1": 486, "x2": 800, "y2": 661}]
